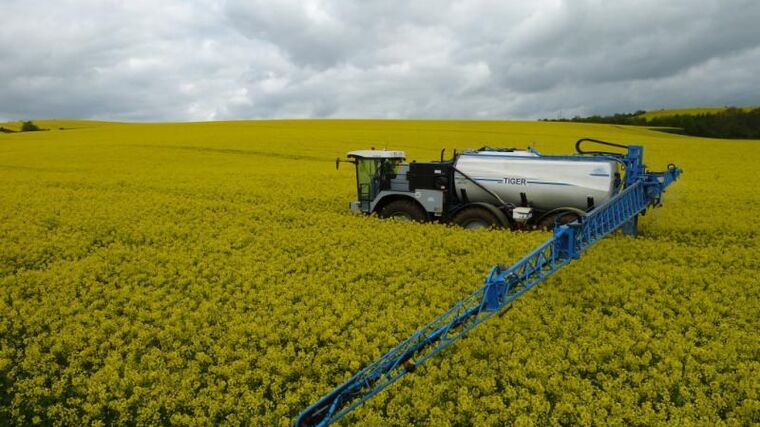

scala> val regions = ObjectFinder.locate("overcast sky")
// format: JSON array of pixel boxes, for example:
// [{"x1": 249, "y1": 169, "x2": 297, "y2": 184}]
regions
[{"x1": 1, "y1": 0, "x2": 759, "y2": 122}]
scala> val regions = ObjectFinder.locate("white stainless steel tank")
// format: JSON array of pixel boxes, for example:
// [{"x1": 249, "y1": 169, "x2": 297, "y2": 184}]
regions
[{"x1": 453, "y1": 149, "x2": 619, "y2": 211}]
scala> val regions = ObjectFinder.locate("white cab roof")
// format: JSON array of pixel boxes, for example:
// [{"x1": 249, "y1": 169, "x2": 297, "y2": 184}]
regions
[{"x1": 347, "y1": 150, "x2": 406, "y2": 159}]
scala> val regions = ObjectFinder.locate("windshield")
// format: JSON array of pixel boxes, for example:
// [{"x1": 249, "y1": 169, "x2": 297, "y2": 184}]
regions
[
  {"x1": 355, "y1": 158, "x2": 401, "y2": 203},
  {"x1": 356, "y1": 159, "x2": 379, "y2": 202}
]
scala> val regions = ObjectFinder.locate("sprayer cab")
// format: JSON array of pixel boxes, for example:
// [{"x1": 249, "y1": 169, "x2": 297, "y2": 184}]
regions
[{"x1": 344, "y1": 150, "x2": 406, "y2": 213}]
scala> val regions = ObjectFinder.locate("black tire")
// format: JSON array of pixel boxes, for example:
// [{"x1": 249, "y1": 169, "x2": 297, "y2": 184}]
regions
[
  {"x1": 451, "y1": 207, "x2": 502, "y2": 230},
  {"x1": 379, "y1": 199, "x2": 428, "y2": 222},
  {"x1": 538, "y1": 210, "x2": 582, "y2": 230}
]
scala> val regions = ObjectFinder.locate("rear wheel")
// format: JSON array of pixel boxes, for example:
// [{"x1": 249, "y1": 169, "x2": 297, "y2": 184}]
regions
[
  {"x1": 379, "y1": 199, "x2": 428, "y2": 222},
  {"x1": 538, "y1": 210, "x2": 583, "y2": 230},
  {"x1": 451, "y1": 207, "x2": 502, "y2": 230}
]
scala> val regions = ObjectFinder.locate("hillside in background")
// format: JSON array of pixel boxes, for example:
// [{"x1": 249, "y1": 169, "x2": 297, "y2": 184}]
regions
[
  {"x1": 640, "y1": 107, "x2": 755, "y2": 120},
  {"x1": 546, "y1": 106, "x2": 760, "y2": 139},
  {"x1": 0, "y1": 120, "x2": 128, "y2": 133}
]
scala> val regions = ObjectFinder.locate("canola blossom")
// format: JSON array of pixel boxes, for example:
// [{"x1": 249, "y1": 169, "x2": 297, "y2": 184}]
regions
[{"x1": 0, "y1": 120, "x2": 758, "y2": 425}]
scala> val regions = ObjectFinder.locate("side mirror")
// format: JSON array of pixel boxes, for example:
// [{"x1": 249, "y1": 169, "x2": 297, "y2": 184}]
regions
[{"x1": 336, "y1": 158, "x2": 356, "y2": 170}]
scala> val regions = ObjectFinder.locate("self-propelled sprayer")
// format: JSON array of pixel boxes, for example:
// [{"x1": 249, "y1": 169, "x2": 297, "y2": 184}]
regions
[{"x1": 297, "y1": 138, "x2": 682, "y2": 426}]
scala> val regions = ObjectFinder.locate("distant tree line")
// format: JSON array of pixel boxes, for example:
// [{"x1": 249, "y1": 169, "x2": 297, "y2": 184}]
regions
[
  {"x1": 0, "y1": 121, "x2": 44, "y2": 133},
  {"x1": 20, "y1": 121, "x2": 42, "y2": 132},
  {"x1": 543, "y1": 107, "x2": 760, "y2": 139}
]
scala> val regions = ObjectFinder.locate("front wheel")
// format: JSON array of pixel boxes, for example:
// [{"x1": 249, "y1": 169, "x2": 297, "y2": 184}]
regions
[
  {"x1": 451, "y1": 207, "x2": 502, "y2": 229},
  {"x1": 379, "y1": 199, "x2": 428, "y2": 222}
]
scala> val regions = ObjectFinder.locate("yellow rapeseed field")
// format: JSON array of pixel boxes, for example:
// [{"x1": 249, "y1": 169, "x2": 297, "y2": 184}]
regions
[{"x1": 1, "y1": 120, "x2": 758, "y2": 425}]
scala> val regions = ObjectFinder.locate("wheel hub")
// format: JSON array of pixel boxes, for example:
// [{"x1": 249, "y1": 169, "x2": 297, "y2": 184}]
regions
[
  {"x1": 463, "y1": 220, "x2": 488, "y2": 229},
  {"x1": 391, "y1": 212, "x2": 413, "y2": 221}
]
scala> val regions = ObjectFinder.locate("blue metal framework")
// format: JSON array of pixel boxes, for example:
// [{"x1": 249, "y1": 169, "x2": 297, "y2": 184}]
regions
[{"x1": 295, "y1": 145, "x2": 681, "y2": 427}]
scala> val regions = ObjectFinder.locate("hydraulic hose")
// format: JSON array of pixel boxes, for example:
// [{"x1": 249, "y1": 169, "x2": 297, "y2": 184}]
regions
[
  {"x1": 575, "y1": 138, "x2": 629, "y2": 156},
  {"x1": 451, "y1": 166, "x2": 512, "y2": 208}
]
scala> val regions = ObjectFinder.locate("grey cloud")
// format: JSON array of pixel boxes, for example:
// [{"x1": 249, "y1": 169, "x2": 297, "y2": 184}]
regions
[
  {"x1": 1, "y1": 0, "x2": 759, "y2": 122},
  {"x1": 223, "y1": 0, "x2": 452, "y2": 69},
  {"x1": 492, "y1": 0, "x2": 760, "y2": 92},
  {"x1": 511, "y1": 46, "x2": 760, "y2": 119}
]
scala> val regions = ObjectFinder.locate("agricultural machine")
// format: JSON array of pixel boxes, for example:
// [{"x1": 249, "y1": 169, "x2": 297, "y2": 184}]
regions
[{"x1": 296, "y1": 139, "x2": 681, "y2": 426}]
